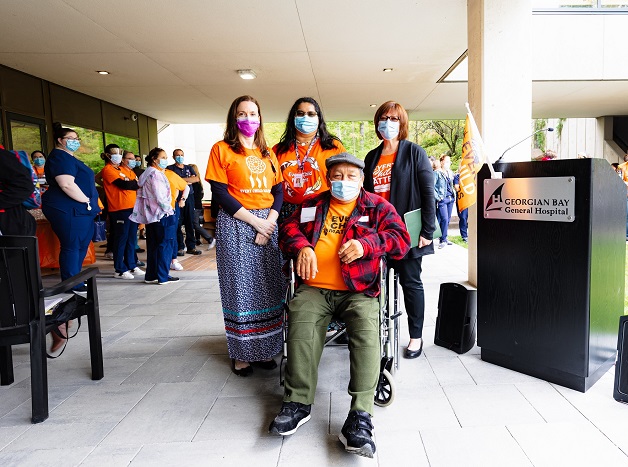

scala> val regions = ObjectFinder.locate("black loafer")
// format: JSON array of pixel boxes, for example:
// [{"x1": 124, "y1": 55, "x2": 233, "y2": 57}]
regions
[
  {"x1": 187, "y1": 249, "x2": 202, "y2": 255},
  {"x1": 404, "y1": 339, "x2": 423, "y2": 359},
  {"x1": 252, "y1": 359, "x2": 277, "y2": 370},
  {"x1": 231, "y1": 359, "x2": 253, "y2": 377}
]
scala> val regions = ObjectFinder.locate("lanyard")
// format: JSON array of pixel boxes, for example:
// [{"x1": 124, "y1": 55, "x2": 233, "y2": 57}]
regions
[{"x1": 294, "y1": 135, "x2": 318, "y2": 171}]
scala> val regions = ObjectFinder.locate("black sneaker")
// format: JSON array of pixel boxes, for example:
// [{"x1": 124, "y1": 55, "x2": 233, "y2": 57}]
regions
[
  {"x1": 338, "y1": 410, "x2": 376, "y2": 458},
  {"x1": 268, "y1": 402, "x2": 311, "y2": 436},
  {"x1": 186, "y1": 249, "x2": 202, "y2": 255}
]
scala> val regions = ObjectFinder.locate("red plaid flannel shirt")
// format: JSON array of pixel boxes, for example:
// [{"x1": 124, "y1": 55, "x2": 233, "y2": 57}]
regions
[{"x1": 279, "y1": 189, "x2": 411, "y2": 297}]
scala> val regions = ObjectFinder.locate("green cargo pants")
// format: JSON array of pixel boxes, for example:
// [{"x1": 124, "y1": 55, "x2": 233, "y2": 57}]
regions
[{"x1": 283, "y1": 283, "x2": 380, "y2": 415}]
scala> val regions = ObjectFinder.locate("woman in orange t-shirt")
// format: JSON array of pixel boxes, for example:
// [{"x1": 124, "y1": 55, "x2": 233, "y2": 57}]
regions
[
  {"x1": 205, "y1": 95, "x2": 284, "y2": 377},
  {"x1": 273, "y1": 97, "x2": 345, "y2": 223}
]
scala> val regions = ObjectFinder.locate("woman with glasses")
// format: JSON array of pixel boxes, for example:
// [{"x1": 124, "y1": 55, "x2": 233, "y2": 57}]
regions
[
  {"x1": 364, "y1": 101, "x2": 436, "y2": 359},
  {"x1": 205, "y1": 95, "x2": 284, "y2": 376},
  {"x1": 273, "y1": 97, "x2": 345, "y2": 223},
  {"x1": 42, "y1": 123, "x2": 101, "y2": 291}
]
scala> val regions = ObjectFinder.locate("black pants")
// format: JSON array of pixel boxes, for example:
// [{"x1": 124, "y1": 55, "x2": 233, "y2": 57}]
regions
[
  {"x1": 193, "y1": 208, "x2": 213, "y2": 242},
  {"x1": 390, "y1": 256, "x2": 424, "y2": 339},
  {"x1": 176, "y1": 198, "x2": 196, "y2": 252}
]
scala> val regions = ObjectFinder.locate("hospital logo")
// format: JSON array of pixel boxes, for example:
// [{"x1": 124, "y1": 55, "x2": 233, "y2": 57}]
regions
[{"x1": 485, "y1": 183, "x2": 505, "y2": 212}]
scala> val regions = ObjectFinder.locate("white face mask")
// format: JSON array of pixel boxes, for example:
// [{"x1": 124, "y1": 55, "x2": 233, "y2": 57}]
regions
[
  {"x1": 110, "y1": 154, "x2": 123, "y2": 165},
  {"x1": 330, "y1": 180, "x2": 360, "y2": 201}
]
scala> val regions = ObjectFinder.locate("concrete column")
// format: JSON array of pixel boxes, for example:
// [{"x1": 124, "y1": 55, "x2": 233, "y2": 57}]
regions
[{"x1": 467, "y1": 0, "x2": 532, "y2": 285}]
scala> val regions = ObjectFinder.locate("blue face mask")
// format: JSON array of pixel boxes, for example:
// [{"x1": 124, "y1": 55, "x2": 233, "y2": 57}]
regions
[
  {"x1": 330, "y1": 180, "x2": 360, "y2": 201},
  {"x1": 127, "y1": 160, "x2": 137, "y2": 169},
  {"x1": 294, "y1": 116, "x2": 318, "y2": 135},
  {"x1": 377, "y1": 120, "x2": 400, "y2": 141},
  {"x1": 158, "y1": 159, "x2": 169, "y2": 169},
  {"x1": 33, "y1": 157, "x2": 45, "y2": 167},
  {"x1": 66, "y1": 139, "x2": 81, "y2": 152},
  {"x1": 175, "y1": 156, "x2": 185, "y2": 164}
]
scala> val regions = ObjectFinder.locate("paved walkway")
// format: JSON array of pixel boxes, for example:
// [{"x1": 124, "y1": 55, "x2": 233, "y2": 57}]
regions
[{"x1": 1, "y1": 239, "x2": 628, "y2": 466}]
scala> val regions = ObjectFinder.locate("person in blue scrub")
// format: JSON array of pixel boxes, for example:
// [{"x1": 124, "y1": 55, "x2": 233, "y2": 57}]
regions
[{"x1": 42, "y1": 123, "x2": 100, "y2": 291}]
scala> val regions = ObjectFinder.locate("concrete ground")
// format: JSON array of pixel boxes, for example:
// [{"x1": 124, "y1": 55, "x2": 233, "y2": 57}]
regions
[{"x1": 1, "y1": 236, "x2": 627, "y2": 466}]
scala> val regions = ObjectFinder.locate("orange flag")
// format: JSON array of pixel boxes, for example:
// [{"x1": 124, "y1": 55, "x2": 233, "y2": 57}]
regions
[{"x1": 458, "y1": 108, "x2": 488, "y2": 211}]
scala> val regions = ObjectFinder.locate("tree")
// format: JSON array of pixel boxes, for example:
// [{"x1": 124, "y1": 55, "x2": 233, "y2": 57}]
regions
[{"x1": 419, "y1": 120, "x2": 464, "y2": 158}]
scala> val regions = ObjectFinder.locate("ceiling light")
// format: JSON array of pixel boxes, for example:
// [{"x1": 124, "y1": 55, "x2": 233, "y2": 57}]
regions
[
  {"x1": 369, "y1": 104, "x2": 377, "y2": 107},
  {"x1": 382, "y1": 68, "x2": 393, "y2": 73},
  {"x1": 237, "y1": 69, "x2": 256, "y2": 80},
  {"x1": 96, "y1": 70, "x2": 110, "y2": 75}
]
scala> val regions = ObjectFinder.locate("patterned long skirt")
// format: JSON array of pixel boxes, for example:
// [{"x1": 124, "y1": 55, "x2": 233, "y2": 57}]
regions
[{"x1": 215, "y1": 208, "x2": 284, "y2": 361}]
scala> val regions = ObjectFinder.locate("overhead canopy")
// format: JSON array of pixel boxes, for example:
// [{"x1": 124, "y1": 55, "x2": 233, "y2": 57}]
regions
[{"x1": 1, "y1": 0, "x2": 627, "y2": 123}]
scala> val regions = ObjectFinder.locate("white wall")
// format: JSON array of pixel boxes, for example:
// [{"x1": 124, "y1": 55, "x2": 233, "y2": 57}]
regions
[
  {"x1": 545, "y1": 117, "x2": 624, "y2": 163},
  {"x1": 157, "y1": 123, "x2": 224, "y2": 201}
]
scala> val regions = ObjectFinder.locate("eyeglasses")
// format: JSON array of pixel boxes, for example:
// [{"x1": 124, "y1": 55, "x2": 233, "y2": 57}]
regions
[
  {"x1": 379, "y1": 116, "x2": 400, "y2": 123},
  {"x1": 296, "y1": 111, "x2": 318, "y2": 118}
]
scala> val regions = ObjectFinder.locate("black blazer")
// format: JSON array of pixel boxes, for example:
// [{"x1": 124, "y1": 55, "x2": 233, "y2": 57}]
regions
[{"x1": 364, "y1": 139, "x2": 436, "y2": 258}]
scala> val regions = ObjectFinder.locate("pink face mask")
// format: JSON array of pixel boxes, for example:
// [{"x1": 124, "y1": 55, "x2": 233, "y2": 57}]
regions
[{"x1": 237, "y1": 118, "x2": 260, "y2": 137}]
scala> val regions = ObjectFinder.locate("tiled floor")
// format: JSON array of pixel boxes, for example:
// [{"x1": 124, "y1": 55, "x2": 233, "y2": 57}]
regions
[{"x1": 1, "y1": 238, "x2": 628, "y2": 466}]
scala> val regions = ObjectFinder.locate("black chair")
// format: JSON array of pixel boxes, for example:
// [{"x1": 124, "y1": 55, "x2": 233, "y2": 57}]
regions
[{"x1": 0, "y1": 235, "x2": 103, "y2": 423}]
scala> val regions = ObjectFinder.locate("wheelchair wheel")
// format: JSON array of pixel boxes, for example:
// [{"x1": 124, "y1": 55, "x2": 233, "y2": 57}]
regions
[{"x1": 374, "y1": 368, "x2": 395, "y2": 407}]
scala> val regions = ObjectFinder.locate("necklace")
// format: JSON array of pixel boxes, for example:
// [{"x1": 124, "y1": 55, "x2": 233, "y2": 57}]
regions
[{"x1": 296, "y1": 139, "x2": 310, "y2": 146}]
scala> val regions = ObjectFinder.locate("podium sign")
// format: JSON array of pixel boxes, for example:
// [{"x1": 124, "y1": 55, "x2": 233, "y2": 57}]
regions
[{"x1": 483, "y1": 176, "x2": 575, "y2": 222}]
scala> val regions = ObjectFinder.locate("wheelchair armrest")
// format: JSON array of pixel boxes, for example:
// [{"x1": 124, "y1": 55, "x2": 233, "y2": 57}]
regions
[{"x1": 43, "y1": 267, "x2": 99, "y2": 297}]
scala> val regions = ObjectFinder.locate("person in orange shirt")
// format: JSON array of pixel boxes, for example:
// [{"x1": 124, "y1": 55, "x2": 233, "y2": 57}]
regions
[
  {"x1": 31, "y1": 150, "x2": 47, "y2": 191},
  {"x1": 273, "y1": 97, "x2": 345, "y2": 224},
  {"x1": 101, "y1": 144, "x2": 145, "y2": 279},
  {"x1": 205, "y1": 95, "x2": 284, "y2": 377},
  {"x1": 619, "y1": 153, "x2": 628, "y2": 239}
]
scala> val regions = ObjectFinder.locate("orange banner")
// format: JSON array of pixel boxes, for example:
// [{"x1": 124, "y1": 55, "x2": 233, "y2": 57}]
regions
[{"x1": 458, "y1": 112, "x2": 487, "y2": 211}]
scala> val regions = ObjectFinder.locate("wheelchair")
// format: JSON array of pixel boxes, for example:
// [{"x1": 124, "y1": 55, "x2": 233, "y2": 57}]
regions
[{"x1": 279, "y1": 259, "x2": 401, "y2": 407}]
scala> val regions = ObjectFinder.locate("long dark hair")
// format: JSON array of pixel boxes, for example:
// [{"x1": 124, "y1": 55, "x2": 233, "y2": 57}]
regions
[
  {"x1": 275, "y1": 97, "x2": 342, "y2": 155},
  {"x1": 52, "y1": 122, "x2": 77, "y2": 148},
  {"x1": 223, "y1": 95, "x2": 270, "y2": 157}
]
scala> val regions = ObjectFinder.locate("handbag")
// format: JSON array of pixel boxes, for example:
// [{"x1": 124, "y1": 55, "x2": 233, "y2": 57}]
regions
[
  {"x1": 46, "y1": 293, "x2": 86, "y2": 358},
  {"x1": 93, "y1": 215, "x2": 107, "y2": 242}
]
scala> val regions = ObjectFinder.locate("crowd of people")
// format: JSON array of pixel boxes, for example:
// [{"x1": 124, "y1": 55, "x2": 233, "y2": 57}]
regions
[{"x1": 7, "y1": 96, "x2": 626, "y2": 459}]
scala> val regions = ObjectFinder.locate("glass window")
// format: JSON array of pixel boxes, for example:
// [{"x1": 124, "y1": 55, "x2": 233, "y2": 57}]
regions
[
  {"x1": 104, "y1": 133, "x2": 139, "y2": 155},
  {"x1": 9, "y1": 120, "x2": 44, "y2": 154},
  {"x1": 600, "y1": 0, "x2": 628, "y2": 6},
  {"x1": 63, "y1": 123, "x2": 105, "y2": 173}
]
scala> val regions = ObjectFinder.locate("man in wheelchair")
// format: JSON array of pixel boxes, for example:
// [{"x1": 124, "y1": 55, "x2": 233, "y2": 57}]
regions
[{"x1": 269, "y1": 152, "x2": 410, "y2": 458}]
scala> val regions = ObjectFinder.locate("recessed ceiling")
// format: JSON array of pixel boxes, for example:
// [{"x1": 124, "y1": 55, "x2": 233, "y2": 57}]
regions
[{"x1": 0, "y1": 0, "x2": 626, "y2": 123}]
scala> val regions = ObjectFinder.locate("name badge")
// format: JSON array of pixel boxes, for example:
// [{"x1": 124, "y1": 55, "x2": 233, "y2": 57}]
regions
[
  {"x1": 301, "y1": 206, "x2": 316, "y2": 223},
  {"x1": 293, "y1": 173, "x2": 304, "y2": 188}
]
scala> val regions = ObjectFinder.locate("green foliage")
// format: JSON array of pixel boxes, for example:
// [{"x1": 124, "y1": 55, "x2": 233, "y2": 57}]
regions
[
  {"x1": 64, "y1": 124, "x2": 105, "y2": 173},
  {"x1": 9, "y1": 123, "x2": 42, "y2": 154},
  {"x1": 105, "y1": 133, "x2": 139, "y2": 154},
  {"x1": 264, "y1": 122, "x2": 287, "y2": 149},
  {"x1": 533, "y1": 118, "x2": 548, "y2": 150}
]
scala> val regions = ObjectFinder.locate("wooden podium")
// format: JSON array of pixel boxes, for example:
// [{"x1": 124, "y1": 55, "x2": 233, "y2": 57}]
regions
[{"x1": 477, "y1": 159, "x2": 625, "y2": 392}]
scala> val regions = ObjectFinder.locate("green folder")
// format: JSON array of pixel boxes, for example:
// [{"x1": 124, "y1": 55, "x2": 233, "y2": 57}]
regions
[{"x1": 403, "y1": 208, "x2": 441, "y2": 248}]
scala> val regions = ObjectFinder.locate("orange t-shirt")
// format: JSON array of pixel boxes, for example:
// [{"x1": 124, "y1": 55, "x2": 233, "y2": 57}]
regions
[
  {"x1": 304, "y1": 198, "x2": 356, "y2": 291},
  {"x1": 164, "y1": 168, "x2": 188, "y2": 208},
  {"x1": 372, "y1": 152, "x2": 397, "y2": 201},
  {"x1": 205, "y1": 140, "x2": 282, "y2": 210},
  {"x1": 274, "y1": 140, "x2": 346, "y2": 205},
  {"x1": 34, "y1": 166, "x2": 45, "y2": 178},
  {"x1": 101, "y1": 164, "x2": 138, "y2": 212}
]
